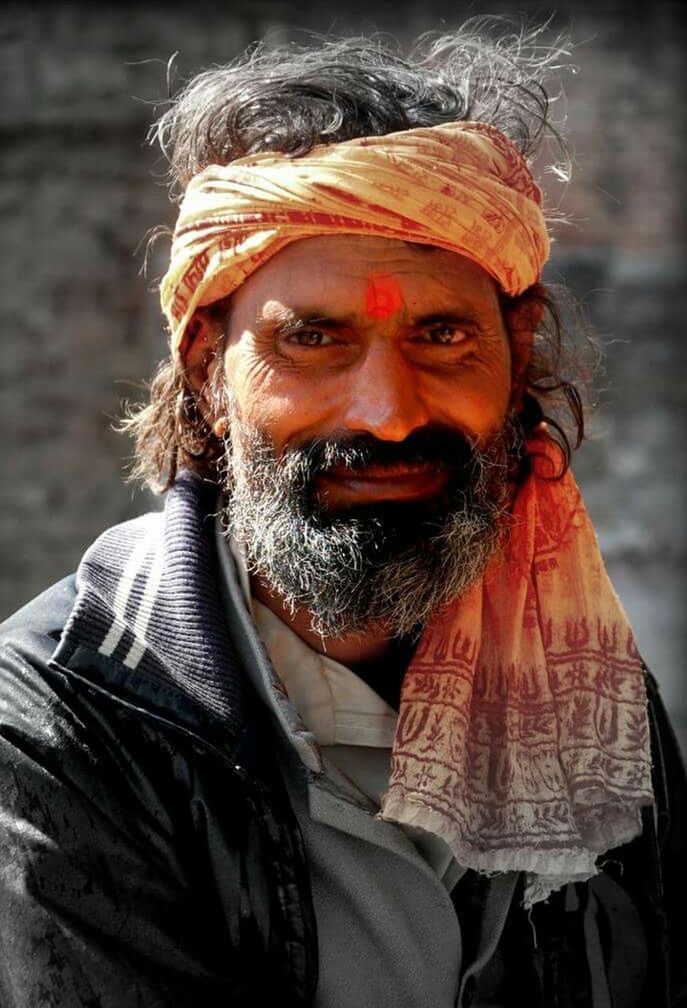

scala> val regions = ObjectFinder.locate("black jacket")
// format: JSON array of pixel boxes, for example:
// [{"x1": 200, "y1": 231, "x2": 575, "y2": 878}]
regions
[{"x1": 0, "y1": 472, "x2": 685, "y2": 1007}]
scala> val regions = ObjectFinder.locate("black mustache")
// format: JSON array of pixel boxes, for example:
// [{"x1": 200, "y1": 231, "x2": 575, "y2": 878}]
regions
[{"x1": 295, "y1": 427, "x2": 476, "y2": 478}]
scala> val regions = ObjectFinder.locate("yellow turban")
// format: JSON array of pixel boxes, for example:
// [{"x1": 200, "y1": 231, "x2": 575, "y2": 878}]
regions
[{"x1": 160, "y1": 120, "x2": 550, "y2": 361}]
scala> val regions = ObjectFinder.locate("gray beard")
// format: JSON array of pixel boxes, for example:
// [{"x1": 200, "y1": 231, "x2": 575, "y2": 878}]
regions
[{"x1": 218, "y1": 414, "x2": 520, "y2": 642}]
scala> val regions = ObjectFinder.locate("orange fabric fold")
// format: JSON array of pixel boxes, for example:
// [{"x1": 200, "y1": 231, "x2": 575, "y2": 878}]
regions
[
  {"x1": 160, "y1": 120, "x2": 550, "y2": 360},
  {"x1": 380, "y1": 435, "x2": 654, "y2": 907}
]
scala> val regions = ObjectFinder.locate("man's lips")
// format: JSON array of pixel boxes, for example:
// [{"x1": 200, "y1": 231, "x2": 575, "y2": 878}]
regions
[{"x1": 315, "y1": 462, "x2": 450, "y2": 500}]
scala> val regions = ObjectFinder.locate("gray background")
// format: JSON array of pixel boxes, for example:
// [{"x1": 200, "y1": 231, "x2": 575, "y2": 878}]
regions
[{"x1": 1, "y1": 1, "x2": 685, "y2": 753}]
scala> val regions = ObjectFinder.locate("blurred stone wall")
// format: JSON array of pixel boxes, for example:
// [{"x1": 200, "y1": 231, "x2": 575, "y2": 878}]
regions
[{"x1": 1, "y1": 1, "x2": 685, "y2": 749}]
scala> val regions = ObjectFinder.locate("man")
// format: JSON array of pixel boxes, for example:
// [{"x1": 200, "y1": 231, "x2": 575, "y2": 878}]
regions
[{"x1": 1, "y1": 23, "x2": 685, "y2": 1008}]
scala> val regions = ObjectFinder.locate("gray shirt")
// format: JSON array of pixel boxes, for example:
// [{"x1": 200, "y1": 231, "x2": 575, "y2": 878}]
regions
[{"x1": 215, "y1": 521, "x2": 517, "y2": 1008}]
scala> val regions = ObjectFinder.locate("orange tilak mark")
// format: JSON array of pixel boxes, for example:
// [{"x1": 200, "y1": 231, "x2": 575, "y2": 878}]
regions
[{"x1": 364, "y1": 274, "x2": 403, "y2": 320}]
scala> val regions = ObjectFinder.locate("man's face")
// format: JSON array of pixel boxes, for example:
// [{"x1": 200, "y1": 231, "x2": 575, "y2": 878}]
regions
[{"x1": 211, "y1": 235, "x2": 527, "y2": 640}]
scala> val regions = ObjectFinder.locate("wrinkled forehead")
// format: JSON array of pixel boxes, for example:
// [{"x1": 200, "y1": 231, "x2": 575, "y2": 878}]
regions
[{"x1": 228, "y1": 234, "x2": 502, "y2": 322}]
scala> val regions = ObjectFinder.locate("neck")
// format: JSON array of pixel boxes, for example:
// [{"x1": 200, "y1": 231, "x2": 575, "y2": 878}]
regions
[{"x1": 250, "y1": 573, "x2": 395, "y2": 668}]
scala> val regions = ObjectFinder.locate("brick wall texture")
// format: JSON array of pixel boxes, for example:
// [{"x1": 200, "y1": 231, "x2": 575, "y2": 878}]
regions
[{"x1": 1, "y1": 1, "x2": 685, "y2": 738}]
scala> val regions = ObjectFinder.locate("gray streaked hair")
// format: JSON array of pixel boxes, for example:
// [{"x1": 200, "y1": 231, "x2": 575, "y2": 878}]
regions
[{"x1": 152, "y1": 18, "x2": 573, "y2": 200}]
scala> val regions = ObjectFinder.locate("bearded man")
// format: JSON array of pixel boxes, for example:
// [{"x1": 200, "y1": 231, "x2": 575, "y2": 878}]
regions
[{"x1": 1, "y1": 24, "x2": 685, "y2": 1008}]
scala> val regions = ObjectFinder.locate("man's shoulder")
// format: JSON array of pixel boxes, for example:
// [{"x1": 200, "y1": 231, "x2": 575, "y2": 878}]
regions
[
  {"x1": 1, "y1": 573, "x2": 77, "y2": 653},
  {"x1": 1, "y1": 508, "x2": 161, "y2": 651},
  {"x1": 0, "y1": 510, "x2": 164, "y2": 727},
  {"x1": 0, "y1": 575, "x2": 80, "y2": 732}
]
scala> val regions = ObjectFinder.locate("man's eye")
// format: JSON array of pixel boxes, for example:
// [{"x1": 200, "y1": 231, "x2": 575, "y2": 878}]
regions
[
  {"x1": 419, "y1": 325, "x2": 468, "y2": 345},
  {"x1": 284, "y1": 329, "x2": 333, "y2": 347}
]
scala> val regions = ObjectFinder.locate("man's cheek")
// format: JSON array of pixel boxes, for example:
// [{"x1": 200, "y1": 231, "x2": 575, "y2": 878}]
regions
[{"x1": 456, "y1": 369, "x2": 512, "y2": 437}]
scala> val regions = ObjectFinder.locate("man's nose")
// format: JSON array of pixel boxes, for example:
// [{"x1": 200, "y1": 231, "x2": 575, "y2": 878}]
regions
[{"x1": 340, "y1": 345, "x2": 431, "y2": 442}]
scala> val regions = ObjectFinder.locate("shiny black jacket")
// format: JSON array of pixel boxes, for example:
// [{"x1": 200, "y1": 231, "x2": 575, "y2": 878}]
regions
[{"x1": 0, "y1": 473, "x2": 685, "y2": 1007}]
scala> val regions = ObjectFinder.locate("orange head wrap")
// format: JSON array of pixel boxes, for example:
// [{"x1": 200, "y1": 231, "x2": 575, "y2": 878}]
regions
[{"x1": 160, "y1": 120, "x2": 550, "y2": 361}]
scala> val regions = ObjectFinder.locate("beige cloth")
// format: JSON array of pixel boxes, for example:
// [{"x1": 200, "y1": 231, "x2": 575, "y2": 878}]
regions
[{"x1": 380, "y1": 435, "x2": 654, "y2": 908}]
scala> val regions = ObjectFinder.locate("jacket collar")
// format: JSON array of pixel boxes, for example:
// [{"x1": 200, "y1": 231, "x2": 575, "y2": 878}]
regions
[{"x1": 50, "y1": 470, "x2": 247, "y2": 755}]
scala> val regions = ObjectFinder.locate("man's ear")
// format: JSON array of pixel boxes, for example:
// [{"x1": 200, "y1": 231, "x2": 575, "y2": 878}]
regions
[
  {"x1": 184, "y1": 310, "x2": 223, "y2": 392},
  {"x1": 182, "y1": 309, "x2": 226, "y2": 433},
  {"x1": 503, "y1": 283, "x2": 546, "y2": 412}
]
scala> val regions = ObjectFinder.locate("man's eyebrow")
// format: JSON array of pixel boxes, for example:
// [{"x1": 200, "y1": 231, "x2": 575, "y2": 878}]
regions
[
  {"x1": 411, "y1": 311, "x2": 480, "y2": 327},
  {"x1": 255, "y1": 307, "x2": 480, "y2": 332},
  {"x1": 256, "y1": 310, "x2": 352, "y2": 333}
]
